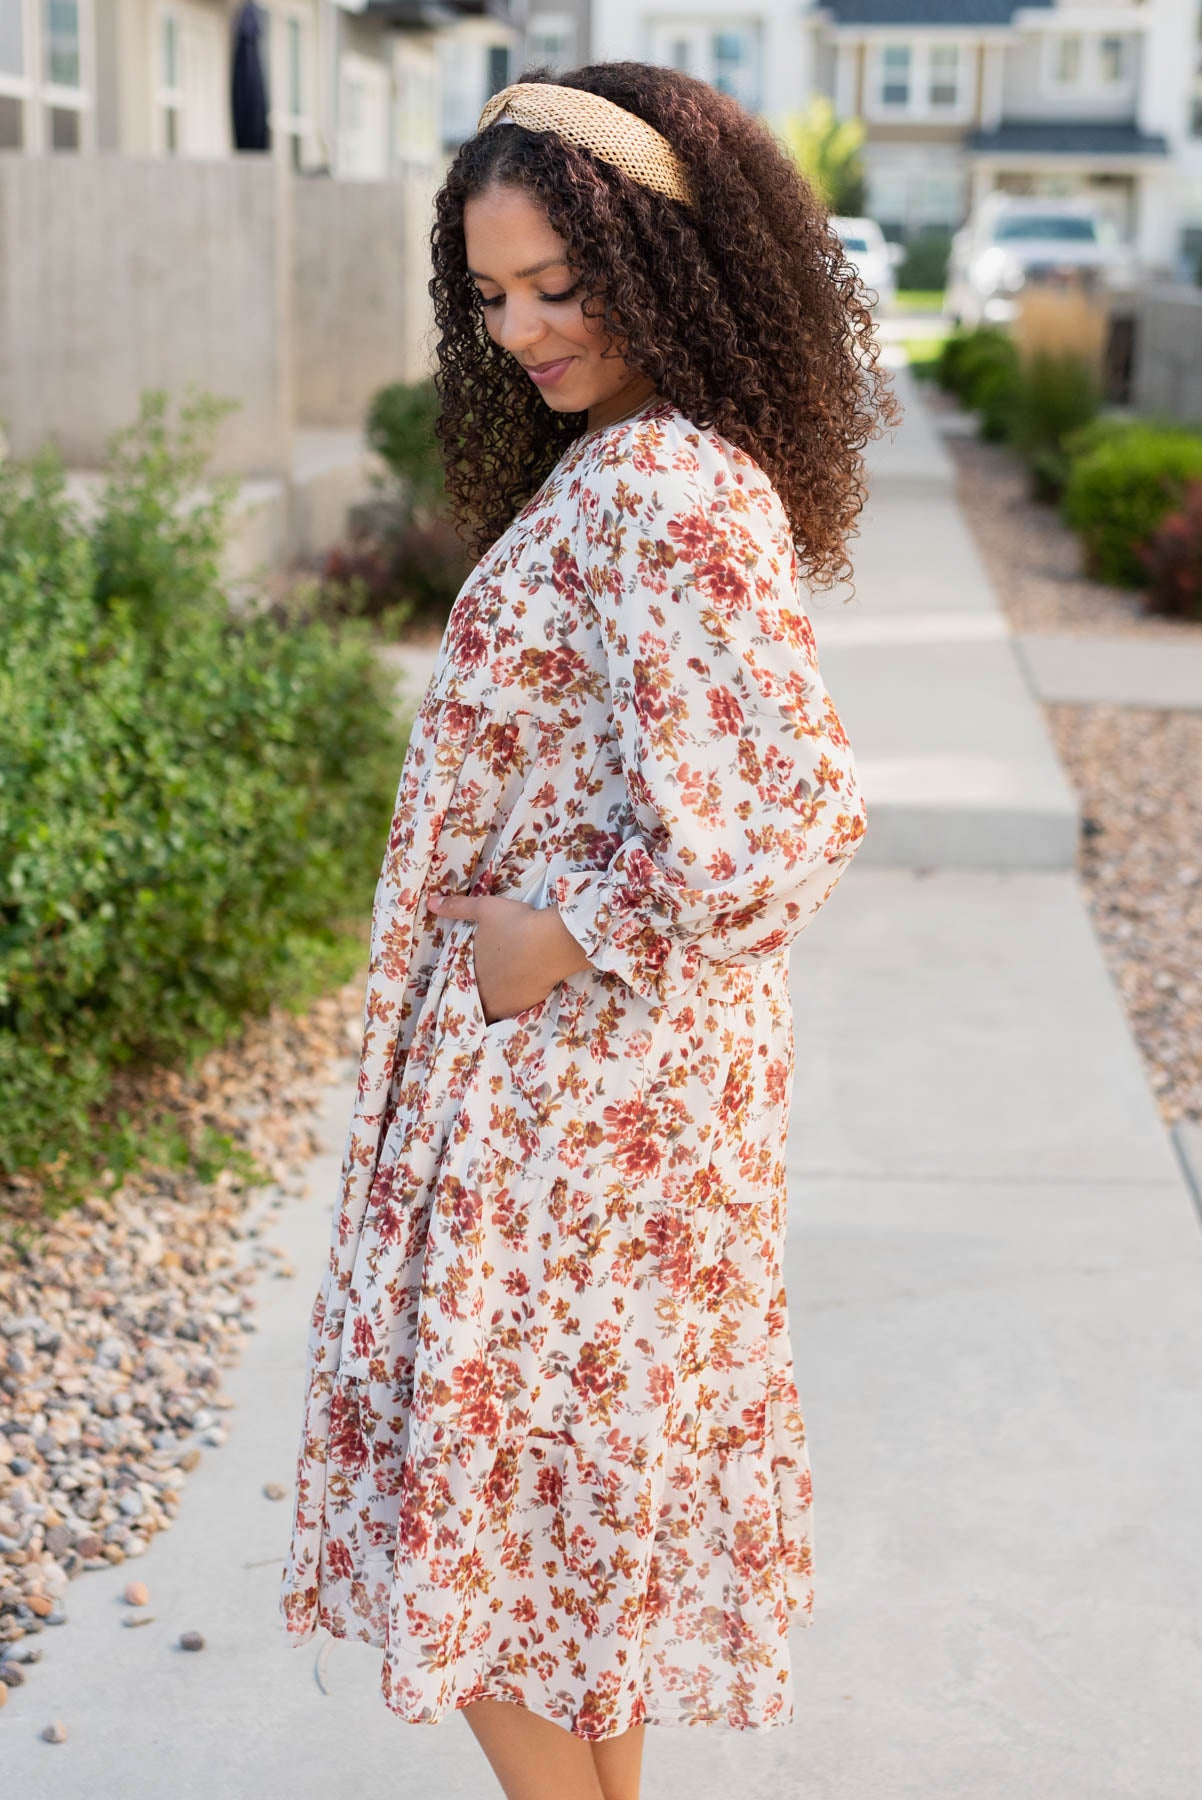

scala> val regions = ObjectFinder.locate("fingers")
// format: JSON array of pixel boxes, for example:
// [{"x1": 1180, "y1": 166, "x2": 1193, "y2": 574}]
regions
[
  {"x1": 429, "y1": 891, "x2": 529, "y2": 919},
  {"x1": 427, "y1": 890, "x2": 477, "y2": 918}
]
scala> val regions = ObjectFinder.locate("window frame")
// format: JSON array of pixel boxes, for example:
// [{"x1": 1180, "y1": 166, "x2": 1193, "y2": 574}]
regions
[
  {"x1": 267, "y1": 0, "x2": 316, "y2": 171},
  {"x1": 865, "y1": 36, "x2": 972, "y2": 124},
  {"x1": 8, "y1": 0, "x2": 96, "y2": 152},
  {"x1": 645, "y1": 19, "x2": 763, "y2": 112},
  {"x1": 153, "y1": 3, "x2": 185, "y2": 156},
  {"x1": 1041, "y1": 30, "x2": 1134, "y2": 97}
]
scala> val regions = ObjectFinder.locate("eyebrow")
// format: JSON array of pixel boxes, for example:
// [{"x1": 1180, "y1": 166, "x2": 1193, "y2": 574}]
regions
[{"x1": 466, "y1": 255, "x2": 569, "y2": 281}]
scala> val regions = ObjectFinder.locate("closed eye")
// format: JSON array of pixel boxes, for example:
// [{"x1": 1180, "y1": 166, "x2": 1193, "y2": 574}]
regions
[{"x1": 476, "y1": 284, "x2": 580, "y2": 308}]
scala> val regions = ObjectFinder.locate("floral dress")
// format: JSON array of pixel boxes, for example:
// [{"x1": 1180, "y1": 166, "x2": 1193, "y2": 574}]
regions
[{"x1": 278, "y1": 394, "x2": 868, "y2": 1740}]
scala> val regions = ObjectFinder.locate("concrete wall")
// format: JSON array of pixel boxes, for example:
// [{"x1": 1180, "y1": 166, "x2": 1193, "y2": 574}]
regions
[
  {"x1": 292, "y1": 164, "x2": 438, "y2": 424},
  {"x1": 0, "y1": 151, "x2": 292, "y2": 474},
  {"x1": 1131, "y1": 283, "x2": 1202, "y2": 427},
  {"x1": 0, "y1": 153, "x2": 437, "y2": 474}
]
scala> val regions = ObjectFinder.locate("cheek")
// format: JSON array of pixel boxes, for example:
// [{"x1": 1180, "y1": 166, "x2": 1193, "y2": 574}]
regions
[{"x1": 568, "y1": 300, "x2": 611, "y2": 351}]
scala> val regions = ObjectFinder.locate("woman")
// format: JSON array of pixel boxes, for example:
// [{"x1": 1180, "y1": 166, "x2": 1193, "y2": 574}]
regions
[{"x1": 279, "y1": 60, "x2": 900, "y2": 1800}]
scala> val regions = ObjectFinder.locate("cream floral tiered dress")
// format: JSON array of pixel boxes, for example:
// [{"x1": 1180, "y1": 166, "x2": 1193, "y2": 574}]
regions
[{"x1": 278, "y1": 394, "x2": 867, "y2": 1739}]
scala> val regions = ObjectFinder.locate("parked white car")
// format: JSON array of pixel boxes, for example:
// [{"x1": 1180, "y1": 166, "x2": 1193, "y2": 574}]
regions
[
  {"x1": 945, "y1": 194, "x2": 1139, "y2": 328},
  {"x1": 830, "y1": 214, "x2": 903, "y2": 315}
]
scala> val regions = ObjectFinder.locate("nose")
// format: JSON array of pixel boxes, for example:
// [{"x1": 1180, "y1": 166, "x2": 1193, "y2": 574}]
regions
[{"x1": 491, "y1": 295, "x2": 550, "y2": 359}]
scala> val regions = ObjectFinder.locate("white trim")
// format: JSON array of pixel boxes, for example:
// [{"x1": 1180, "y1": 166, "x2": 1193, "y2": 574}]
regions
[
  {"x1": 1012, "y1": 6, "x2": 1150, "y2": 34},
  {"x1": 833, "y1": 40, "x2": 856, "y2": 117}
]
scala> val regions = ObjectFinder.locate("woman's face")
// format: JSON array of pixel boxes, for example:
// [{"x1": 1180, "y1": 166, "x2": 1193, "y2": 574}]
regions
[{"x1": 463, "y1": 181, "x2": 657, "y2": 430}]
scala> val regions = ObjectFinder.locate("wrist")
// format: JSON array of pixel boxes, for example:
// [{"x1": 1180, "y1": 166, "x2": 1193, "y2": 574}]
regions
[{"x1": 539, "y1": 903, "x2": 595, "y2": 979}]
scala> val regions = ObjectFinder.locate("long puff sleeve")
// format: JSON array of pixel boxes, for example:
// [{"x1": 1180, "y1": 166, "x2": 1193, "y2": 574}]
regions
[{"x1": 547, "y1": 424, "x2": 868, "y2": 1008}]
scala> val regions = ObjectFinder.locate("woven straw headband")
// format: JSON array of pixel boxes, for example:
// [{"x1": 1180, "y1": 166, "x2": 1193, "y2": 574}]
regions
[{"x1": 476, "y1": 81, "x2": 695, "y2": 208}]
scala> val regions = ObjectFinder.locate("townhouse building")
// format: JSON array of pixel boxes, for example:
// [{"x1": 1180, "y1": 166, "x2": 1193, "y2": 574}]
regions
[
  {"x1": 0, "y1": 0, "x2": 523, "y2": 175},
  {"x1": 593, "y1": 1, "x2": 1202, "y2": 277}
]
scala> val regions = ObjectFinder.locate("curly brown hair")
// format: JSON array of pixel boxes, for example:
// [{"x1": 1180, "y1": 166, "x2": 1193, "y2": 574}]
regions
[{"x1": 429, "y1": 61, "x2": 902, "y2": 594}]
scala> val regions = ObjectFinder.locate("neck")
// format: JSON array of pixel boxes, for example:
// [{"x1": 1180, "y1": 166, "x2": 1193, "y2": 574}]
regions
[{"x1": 586, "y1": 379, "x2": 660, "y2": 434}]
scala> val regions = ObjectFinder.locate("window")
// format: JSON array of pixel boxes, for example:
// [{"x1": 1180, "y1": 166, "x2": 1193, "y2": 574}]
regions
[
  {"x1": 1043, "y1": 31, "x2": 1134, "y2": 96},
  {"x1": 647, "y1": 22, "x2": 762, "y2": 111},
  {"x1": 0, "y1": 92, "x2": 21, "y2": 145},
  {"x1": 268, "y1": 4, "x2": 313, "y2": 171},
  {"x1": 159, "y1": 12, "x2": 182, "y2": 153},
  {"x1": 393, "y1": 39, "x2": 436, "y2": 164},
  {"x1": 42, "y1": 0, "x2": 90, "y2": 152},
  {"x1": 880, "y1": 44, "x2": 911, "y2": 107},
  {"x1": 0, "y1": 0, "x2": 95, "y2": 151},
  {"x1": 1098, "y1": 36, "x2": 1126, "y2": 84},
  {"x1": 712, "y1": 30, "x2": 756, "y2": 102},
  {"x1": 868, "y1": 40, "x2": 968, "y2": 121},
  {"x1": 0, "y1": 3, "x2": 25, "y2": 79},
  {"x1": 48, "y1": 102, "x2": 78, "y2": 146},
  {"x1": 44, "y1": 0, "x2": 79, "y2": 87},
  {"x1": 928, "y1": 44, "x2": 959, "y2": 109},
  {"x1": 528, "y1": 14, "x2": 574, "y2": 74},
  {"x1": 487, "y1": 43, "x2": 510, "y2": 97},
  {"x1": 338, "y1": 50, "x2": 387, "y2": 178},
  {"x1": 287, "y1": 17, "x2": 301, "y2": 115},
  {"x1": 1054, "y1": 35, "x2": 1082, "y2": 84},
  {"x1": 0, "y1": 0, "x2": 27, "y2": 147}
]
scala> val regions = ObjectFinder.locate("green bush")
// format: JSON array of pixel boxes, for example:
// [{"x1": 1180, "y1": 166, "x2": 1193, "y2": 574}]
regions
[
  {"x1": 1011, "y1": 351, "x2": 1101, "y2": 502},
  {"x1": 935, "y1": 325, "x2": 1020, "y2": 438},
  {"x1": 0, "y1": 394, "x2": 407, "y2": 1197},
  {"x1": 366, "y1": 375, "x2": 445, "y2": 514},
  {"x1": 896, "y1": 227, "x2": 952, "y2": 294},
  {"x1": 300, "y1": 375, "x2": 473, "y2": 638},
  {"x1": 1061, "y1": 424, "x2": 1202, "y2": 586},
  {"x1": 1060, "y1": 410, "x2": 1201, "y2": 467}
]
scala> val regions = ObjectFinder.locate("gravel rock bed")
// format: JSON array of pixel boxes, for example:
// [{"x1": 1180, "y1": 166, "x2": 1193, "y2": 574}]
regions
[
  {"x1": 928, "y1": 386, "x2": 1200, "y2": 641},
  {"x1": 0, "y1": 967, "x2": 364, "y2": 1689},
  {"x1": 935, "y1": 395, "x2": 1202, "y2": 1127},
  {"x1": 1042, "y1": 704, "x2": 1202, "y2": 1127}
]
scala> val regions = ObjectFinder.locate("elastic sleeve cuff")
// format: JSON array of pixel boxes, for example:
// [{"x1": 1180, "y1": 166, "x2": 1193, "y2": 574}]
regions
[{"x1": 548, "y1": 864, "x2": 702, "y2": 1007}]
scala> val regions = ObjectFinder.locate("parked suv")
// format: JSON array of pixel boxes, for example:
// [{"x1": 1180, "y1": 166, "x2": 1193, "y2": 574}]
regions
[{"x1": 946, "y1": 195, "x2": 1138, "y2": 328}]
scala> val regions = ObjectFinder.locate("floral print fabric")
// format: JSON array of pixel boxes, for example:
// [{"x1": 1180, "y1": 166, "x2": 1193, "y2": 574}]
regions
[{"x1": 278, "y1": 396, "x2": 867, "y2": 1740}]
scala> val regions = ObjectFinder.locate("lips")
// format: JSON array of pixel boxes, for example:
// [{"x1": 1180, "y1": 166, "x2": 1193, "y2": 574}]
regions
[{"x1": 523, "y1": 355, "x2": 575, "y2": 384}]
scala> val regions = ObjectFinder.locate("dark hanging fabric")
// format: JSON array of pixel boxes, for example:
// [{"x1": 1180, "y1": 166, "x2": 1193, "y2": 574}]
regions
[{"x1": 231, "y1": 0, "x2": 271, "y2": 153}]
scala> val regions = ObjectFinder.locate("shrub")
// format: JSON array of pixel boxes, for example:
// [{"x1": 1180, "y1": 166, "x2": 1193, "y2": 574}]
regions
[
  {"x1": 1136, "y1": 477, "x2": 1202, "y2": 619},
  {"x1": 1060, "y1": 410, "x2": 1200, "y2": 467},
  {"x1": 317, "y1": 513, "x2": 472, "y2": 636},
  {"x1": 936, "y1": 324, "x2": 1009, "y2": 398},
  {"x1": 935, "y1": 325, "x2": 1020, "y2": 439},
  {"x1": 304, "y1": 376, "x2": 472, "y2": 637},
  {"x1": 1061, "y1": 425, "x2": 1202, "y2": 587},
  {"x1": 0, "y1": 395, "x2": 407, "y2": 1198},
  {"x1": 366, "y1": 375, "x2": 445, "y2": 515},
  {"x1": 1011, "y1": 350, "x2": 1101, "y2": 502},
  {"x1": 896, "y1": 227, "x2": 952, "y2": 294}
]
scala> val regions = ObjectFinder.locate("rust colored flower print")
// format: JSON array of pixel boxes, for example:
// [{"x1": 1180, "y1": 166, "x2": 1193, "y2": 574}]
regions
[{"x1": 278, "y1": 396, "x2": 867, "y2": 1742}]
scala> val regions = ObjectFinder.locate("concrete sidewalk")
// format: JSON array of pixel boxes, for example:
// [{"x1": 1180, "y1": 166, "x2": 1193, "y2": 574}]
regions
[
  {"x1": 6, "y1": 361, "x2": 1201, "y2": 1797},
  {"x1": 809, "y1": 357, "x2": 1079, "y2": 871},
  {"x1": 1016, "y1": 630, "x2": 1202, "y2": 711}
]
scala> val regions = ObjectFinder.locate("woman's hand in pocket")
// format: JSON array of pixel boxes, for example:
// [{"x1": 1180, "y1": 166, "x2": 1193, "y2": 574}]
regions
[{"x1": 427, "y1": 889, "x2": 594, "y2": 1025}]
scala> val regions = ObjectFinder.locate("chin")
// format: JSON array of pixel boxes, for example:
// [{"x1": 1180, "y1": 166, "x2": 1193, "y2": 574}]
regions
[{"x1": 538, "y1": 390, "x2": 590, "y2": 416}]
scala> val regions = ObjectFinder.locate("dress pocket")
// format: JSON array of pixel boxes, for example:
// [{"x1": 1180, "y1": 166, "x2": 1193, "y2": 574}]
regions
[
  {"x1": 460, "y1": 921, "x2": 559, "y2": 1040},
  {"x1": 453, "y1": 927, "x2": 657, "y2": 1184}
]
